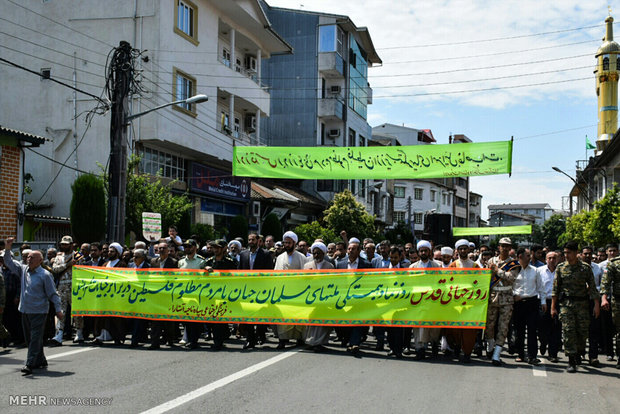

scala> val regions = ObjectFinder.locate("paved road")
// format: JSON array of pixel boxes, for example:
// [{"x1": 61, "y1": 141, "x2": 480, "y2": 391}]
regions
[{"x1": 1, "y1": 336, "x2": 619, "y2": 413}]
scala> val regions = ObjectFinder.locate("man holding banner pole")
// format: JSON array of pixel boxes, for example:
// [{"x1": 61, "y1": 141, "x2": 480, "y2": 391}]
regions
[{"x1": 485, "y1": 237, "x2": 519, "y2": 366}]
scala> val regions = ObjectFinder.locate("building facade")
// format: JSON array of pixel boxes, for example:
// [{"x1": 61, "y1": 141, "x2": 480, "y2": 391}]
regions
[
  {"x1": 0, "y1": 0, "x2": 291, "y2": 239},
  {"x1": 259, "y1": 3, "x2": 382, "y2": 215},
  {"x1": 487, "y1": 203, "x2": 553, "y2": 227}
]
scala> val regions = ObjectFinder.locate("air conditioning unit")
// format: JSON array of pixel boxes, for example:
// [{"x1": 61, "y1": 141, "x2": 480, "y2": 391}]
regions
[
  {"x1": 328, "y1": 129, "x2": 340, "y2": 138},
  {"x1": 246, "y1": 56, "x2": 257, "y2": 72},
  {"x1": 330, "y1": 85, "x2": 341, "y2": 94},
  {"x1": 245, "y1": 114, "x2": 256, "y2": 132}
]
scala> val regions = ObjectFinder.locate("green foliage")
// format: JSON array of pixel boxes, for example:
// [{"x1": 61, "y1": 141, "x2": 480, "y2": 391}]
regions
[
  {"x1": 542, "y1": 214, "x2": 567, "y2": 249},
  {"x1": 262, "y1": 213, "x2": 282, "y2": 241},
  {"x1": 191, "y1": 222, "x2": 215, "y2": 245},
  {"x1": 70, "y1": 174, "x2": 106, "y2": 243},
  {"x1": 383, "y1": 221, "x2": 414, "y2": 245},
  {"x1": 229, "y1": 215, "x2": 249, "y2": 243},
  {"x1": 293, "y1": 221, "x2": 337, "y2": 244},
  {"x1": 323, "y1": 190, "x2": 377, "y2": 240},
  {"x1": 124, "y1": 157, "x2": 193, "y2": 240},
  {"x1": 559, "y1": 184, "x2": 620, "y2": 247}
]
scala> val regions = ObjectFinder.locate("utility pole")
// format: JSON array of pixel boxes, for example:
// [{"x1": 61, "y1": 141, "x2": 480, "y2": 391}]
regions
[{"x1": 107, "y1": 41, "x2": 133, "y2": 243}]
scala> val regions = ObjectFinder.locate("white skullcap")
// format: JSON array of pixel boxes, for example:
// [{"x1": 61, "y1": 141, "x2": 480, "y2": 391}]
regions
[
  {"x1": 109, "y1": 242, "x2": 123, "y2": 256},
  {"x1": 455, "y1": 239, "x2": 469, "y2": 249},
  {"x1": 469, "y1": 242, "x2": 475, "y2": 248},
  {"x1": 441, "y1": 246, "x2": 454, "y2": 256},
  {"x1": 282, "y1": 231, "x2": 298, "y2": 244},
  {"x1": 417, "y1": 240, "x2": 432, "y2": 250},
  {"x1": 275, "y1": 241, "x2": 283, "y2": 247},
  {"x1": 21, "y1": 249, "x2": 33, "y2": 256},
  {"x1": 310, "y1": 242, "x2": 327, "y2": 254},
  {"x1": 349, "y1": 237, "x2": 360, "y2": 244},
  {"x1": 228, "y1": 240, "x2": 242, "y2": 250}
]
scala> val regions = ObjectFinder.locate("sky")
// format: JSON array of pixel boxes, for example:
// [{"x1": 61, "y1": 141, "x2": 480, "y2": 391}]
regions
[{"x1": 267, "y1": 0, "x2": 615, "y2": 219}]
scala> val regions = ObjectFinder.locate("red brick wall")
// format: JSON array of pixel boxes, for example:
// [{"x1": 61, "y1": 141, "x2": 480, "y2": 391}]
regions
[{"x1": 0, "y1": 145, "x2": 21, "y2": 238}]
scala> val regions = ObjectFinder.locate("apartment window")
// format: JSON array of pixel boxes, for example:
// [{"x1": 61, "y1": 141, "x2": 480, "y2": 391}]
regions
[
  {"x1": 139, "y1": 147, "x2": 186, "y2": 180},
  {"x1": 174, "y1": 0, "x2": 198, "y2": 45},
  {"x1": 414, "y1": 213, "x2": 423, "y2": 225},
  {"x1": 393, "y1": 211, "x2": 406, "y2": 223},
  {"x1": 359, "y1": 135, "x2": 366, "y2": 147},
  {"x1": 414, "y1": 188, "x2": 423, "y2": 200},
  {"x1": 319, "y1": 25, "x2": 345, "y2": 57},
  {"x1": 220, "y1": 111, "x2": 230, "y2": 133},
  {"x1": 348, "y1": 128, "x2": 356, "y2": 147},
  {"x1": 222, "y1": 48, "x2": 231, "y2": 68},
  {"x1": 394, "y1": 186, "x2": 405, "y2": 198},
  {"x1": 173, "y1": 68, "x2": 197, "y2": 116},
  {"x1": 430, "y1": 190, "x2": 436, "y2": 202}
]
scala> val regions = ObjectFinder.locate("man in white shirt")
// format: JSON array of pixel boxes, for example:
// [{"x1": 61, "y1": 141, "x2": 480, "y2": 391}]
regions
[
  {"x1": 536, "y1": 250, "x2": 561, "y2": 362},
  {"x1": 512, "y1": 247, "x2": 546, "y2": 365}
]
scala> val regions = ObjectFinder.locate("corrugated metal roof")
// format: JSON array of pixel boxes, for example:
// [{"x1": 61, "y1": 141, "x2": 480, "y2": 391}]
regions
[{"x1": 0, "y1": 126, "x2": 48, "y2": 146}]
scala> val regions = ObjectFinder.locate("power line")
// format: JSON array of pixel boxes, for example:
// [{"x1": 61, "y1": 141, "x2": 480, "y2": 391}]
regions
[
  {"x1": 378, "y1": 23, "x2": 604, "y2": 50},
  {"x1": 0, "y1": 56, "x2": 108, "y2": 105},
  {"x1": 515, "y1": 124, "x2": 598, "y2": 141},
  {"x1": 26, "y1": 147, "x2": 91, "y2": 174}
]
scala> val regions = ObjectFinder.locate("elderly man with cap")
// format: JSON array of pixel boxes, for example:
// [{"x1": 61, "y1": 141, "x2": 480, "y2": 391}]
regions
[
  {"x1": 485, "y1": 237, "x2": 519, "y2": 366},
  {"x1": 204, "y1": 239, "x2": 237, "y2": 350},
  {"x1": 3, "y1": 238, "x2": 63, "y2": 375},
  {"x1": 302, "y1": 241, "x2": 334, "y2": 351},
  {"x1": 50, "y1": 235, "x2": 78, "y2": 346},
  {"x1": 274, "y1": 231, "x2": 310, "y2": 349},
  {"x1": 440, "y1": 246, "x2": 454, "y2": 268},
  {"x1": 410, "y1": 240, "x2": 442, "y2": 359}
]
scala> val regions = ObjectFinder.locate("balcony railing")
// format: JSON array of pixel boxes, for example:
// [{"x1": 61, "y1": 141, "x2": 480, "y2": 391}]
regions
[{"x1": 217, "y1": 124, "x2": 265, "y2": 146}]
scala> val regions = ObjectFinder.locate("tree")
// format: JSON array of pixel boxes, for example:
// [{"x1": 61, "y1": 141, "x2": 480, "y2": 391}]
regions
[
  {"x1": 262, "y1": 213, "x2": 282, "y2": 241},
  {"x1": 323, "y1": 190, "x2": 376, "y2": 240},
  {"x1": 123, "y1": 157, "x2": 193, "y2": 241},
  {"x1": 560, "y1": 185, "x2": 620, "y2": 247},
  {"x1": 542, "y1": 214, "x2": 566, "y2": 250},
  {"x1": 70, "y1": 174, "x2": 106, "y2": 243},
  {"x1": 293, "y1": 221, "x2": 337, "y2": 244},
  {"x1": 229, "y1": 215, "x2": 249, "y2": 243},
  {"x1": 383, "y1": 221, "x2": 414, "y2": 245},
  {"x1": 190, "y1": 222, "x2": 215, "y2": 245}
]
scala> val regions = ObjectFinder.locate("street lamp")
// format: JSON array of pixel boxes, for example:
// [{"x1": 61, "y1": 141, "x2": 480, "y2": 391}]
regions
[
  {"x1": 552, "y1": 166, "x2": 590, "y2": 206},
  {"x1": 126, "y1": 94, "x2": 208, "y2": 122},
  {"x1": 107, "y1": 93, "x2": 209, "y2": 243}
]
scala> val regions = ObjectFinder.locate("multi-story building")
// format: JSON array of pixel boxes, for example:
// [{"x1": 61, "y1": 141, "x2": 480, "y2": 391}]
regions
[
  {"x1": 1, "y1": 0, "x2": 291, "y2": 239},
  {"x1": 469, "y1": 192, "x2": 483, "y2": 227},
  {"x1": 487, "y1": 203, "x2": 553, "y2": 227},
  {"x1": 259, "y1": 2, "x2": 382, "y2": 215}
]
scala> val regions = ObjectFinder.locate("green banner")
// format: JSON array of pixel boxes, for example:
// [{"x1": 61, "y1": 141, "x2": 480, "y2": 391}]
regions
[
  {"x1": 233, "y1": 141, "x2": 512, "y2": 179},
  {"x1": 453, "y1": 225, "x2": 532, "y2": 236},
  {"x1": 72, "y1": 266, "x2": 491, "y2": 328}
]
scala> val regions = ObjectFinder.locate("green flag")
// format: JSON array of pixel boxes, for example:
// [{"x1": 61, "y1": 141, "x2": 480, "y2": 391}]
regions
[
  {"x1": 453, "y1": 225, "x2": 532, "y2": 236},
  {"x1": 586, "y1": 135, "x2": 596, "y2": 150}
]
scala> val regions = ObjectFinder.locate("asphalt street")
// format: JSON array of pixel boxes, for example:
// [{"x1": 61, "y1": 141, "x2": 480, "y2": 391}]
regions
[{"x1": 1, "y1": 335, "x2": 619, "y2": 414}]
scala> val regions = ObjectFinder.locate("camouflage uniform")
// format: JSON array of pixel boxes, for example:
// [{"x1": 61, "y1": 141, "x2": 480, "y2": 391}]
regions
[
  {"x1": 53, "y1": 253, "x2": 83, "y2": 335},
  {"x1": 485, "y1": 256, "x2": 518, "y2": 346},
  {"x1": 552, "y1": 261, "x2": 598, "y2": 356},
  {"x1": 601, "y1": 257, "x2": 620, "y2": 357}
]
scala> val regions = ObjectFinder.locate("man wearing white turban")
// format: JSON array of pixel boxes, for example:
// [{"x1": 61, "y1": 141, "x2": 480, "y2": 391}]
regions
[
  {"x1": 274, "y1": 231, "x2": 310, "y2": 349},
  {"x1": 302, "y1": 242, "x2": 334, "y2": 351}
]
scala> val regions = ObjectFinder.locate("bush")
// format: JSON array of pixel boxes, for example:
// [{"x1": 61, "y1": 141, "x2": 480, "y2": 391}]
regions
[
  {"x1": 229, "y1": 215, "x2": 249, "y2": 243},
  {"x1": 191, "y1": 222, "x2": 215, "y2": 245},
  {"x1": 262, "y1": 213, "x2": 282, "y2": 241},
  {"x1": 70, "y1": 174, "x2": 106, "y2": 243}
]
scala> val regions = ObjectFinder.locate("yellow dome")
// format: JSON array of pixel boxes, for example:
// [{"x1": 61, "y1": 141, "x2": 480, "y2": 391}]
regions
[{"x1": 597, "y1": 40, "x2": 620, "y2": 55}]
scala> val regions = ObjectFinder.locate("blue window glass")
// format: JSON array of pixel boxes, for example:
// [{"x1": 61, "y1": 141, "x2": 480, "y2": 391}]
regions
[{"x1": 319, "y1": 25, "x2": 336, "y2": 52}]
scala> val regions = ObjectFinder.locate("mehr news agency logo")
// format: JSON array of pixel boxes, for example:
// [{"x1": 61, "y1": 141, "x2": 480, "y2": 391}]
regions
[{"x1": 9, "y1": 395, "x2": 113, "y2": 406}]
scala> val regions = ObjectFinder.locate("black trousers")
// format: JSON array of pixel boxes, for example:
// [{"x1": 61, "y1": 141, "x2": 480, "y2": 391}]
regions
[
  {"x1": 513, "y1": 296, "x2": 539, "y2": 359},
  {"x1": 387, "y1": 327, "x2": 404, "y2": 354},
  {"x1": 588, "y1": 300, "x2": 601, "y2": 359},
  {"x1": 538, "y1": 298, "x2": 562, "y2": 357},
  {"x1": 600, "y1": 306, "x2": 615, "y2": 357}
]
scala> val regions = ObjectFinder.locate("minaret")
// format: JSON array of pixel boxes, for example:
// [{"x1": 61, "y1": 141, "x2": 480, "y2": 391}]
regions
[{"x1": 595, "y1": 15, "x2": 620, "y2": 155}]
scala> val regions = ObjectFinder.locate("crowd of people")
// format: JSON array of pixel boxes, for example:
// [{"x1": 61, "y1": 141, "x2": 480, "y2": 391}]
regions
[{"x1": 1, "y1": 226, "x2": 619, "y2": 376}]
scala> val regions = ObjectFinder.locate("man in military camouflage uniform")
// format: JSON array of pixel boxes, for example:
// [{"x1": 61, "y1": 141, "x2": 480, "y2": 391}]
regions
[
  {"x1": 485, "y1": 237, "x2": 519, "y2": 366},
  {"x1": 601, "y1": 253, "x2": 620, "y2": 369},
  {"x1": 51, "y1": 235, "x2": 80, "y2": 346},
  {"x1": 551, "y1": 241, "x2": 600, "y2": 373}
]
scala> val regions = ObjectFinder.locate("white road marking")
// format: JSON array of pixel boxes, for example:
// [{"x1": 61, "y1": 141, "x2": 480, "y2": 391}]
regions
[
  {"x1": 532, "y1": 364, "x2": 547, "y2": 377},
  {"x1": 47, "y1": 347, "x2": 97, "y2": 360},
  {"x1": 141, "y1": 350, "x2": 300, "y2": 414}
]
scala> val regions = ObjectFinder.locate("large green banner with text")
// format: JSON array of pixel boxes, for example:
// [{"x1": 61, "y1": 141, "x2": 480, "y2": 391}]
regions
[
  {"x1": 453, "y1": 225, "x2": 532, "y2": 236},
  {"x1": 233, "y1": 141, "x2": 512, "y2": 179},
  {"x1": 72, "y1": 266, "x2": 490, "y2": 328}
]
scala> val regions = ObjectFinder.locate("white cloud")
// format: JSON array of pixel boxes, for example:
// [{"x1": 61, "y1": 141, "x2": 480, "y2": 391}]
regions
[{"x1": 268, "y1": 0, "x2": 606, "y2": 108}]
